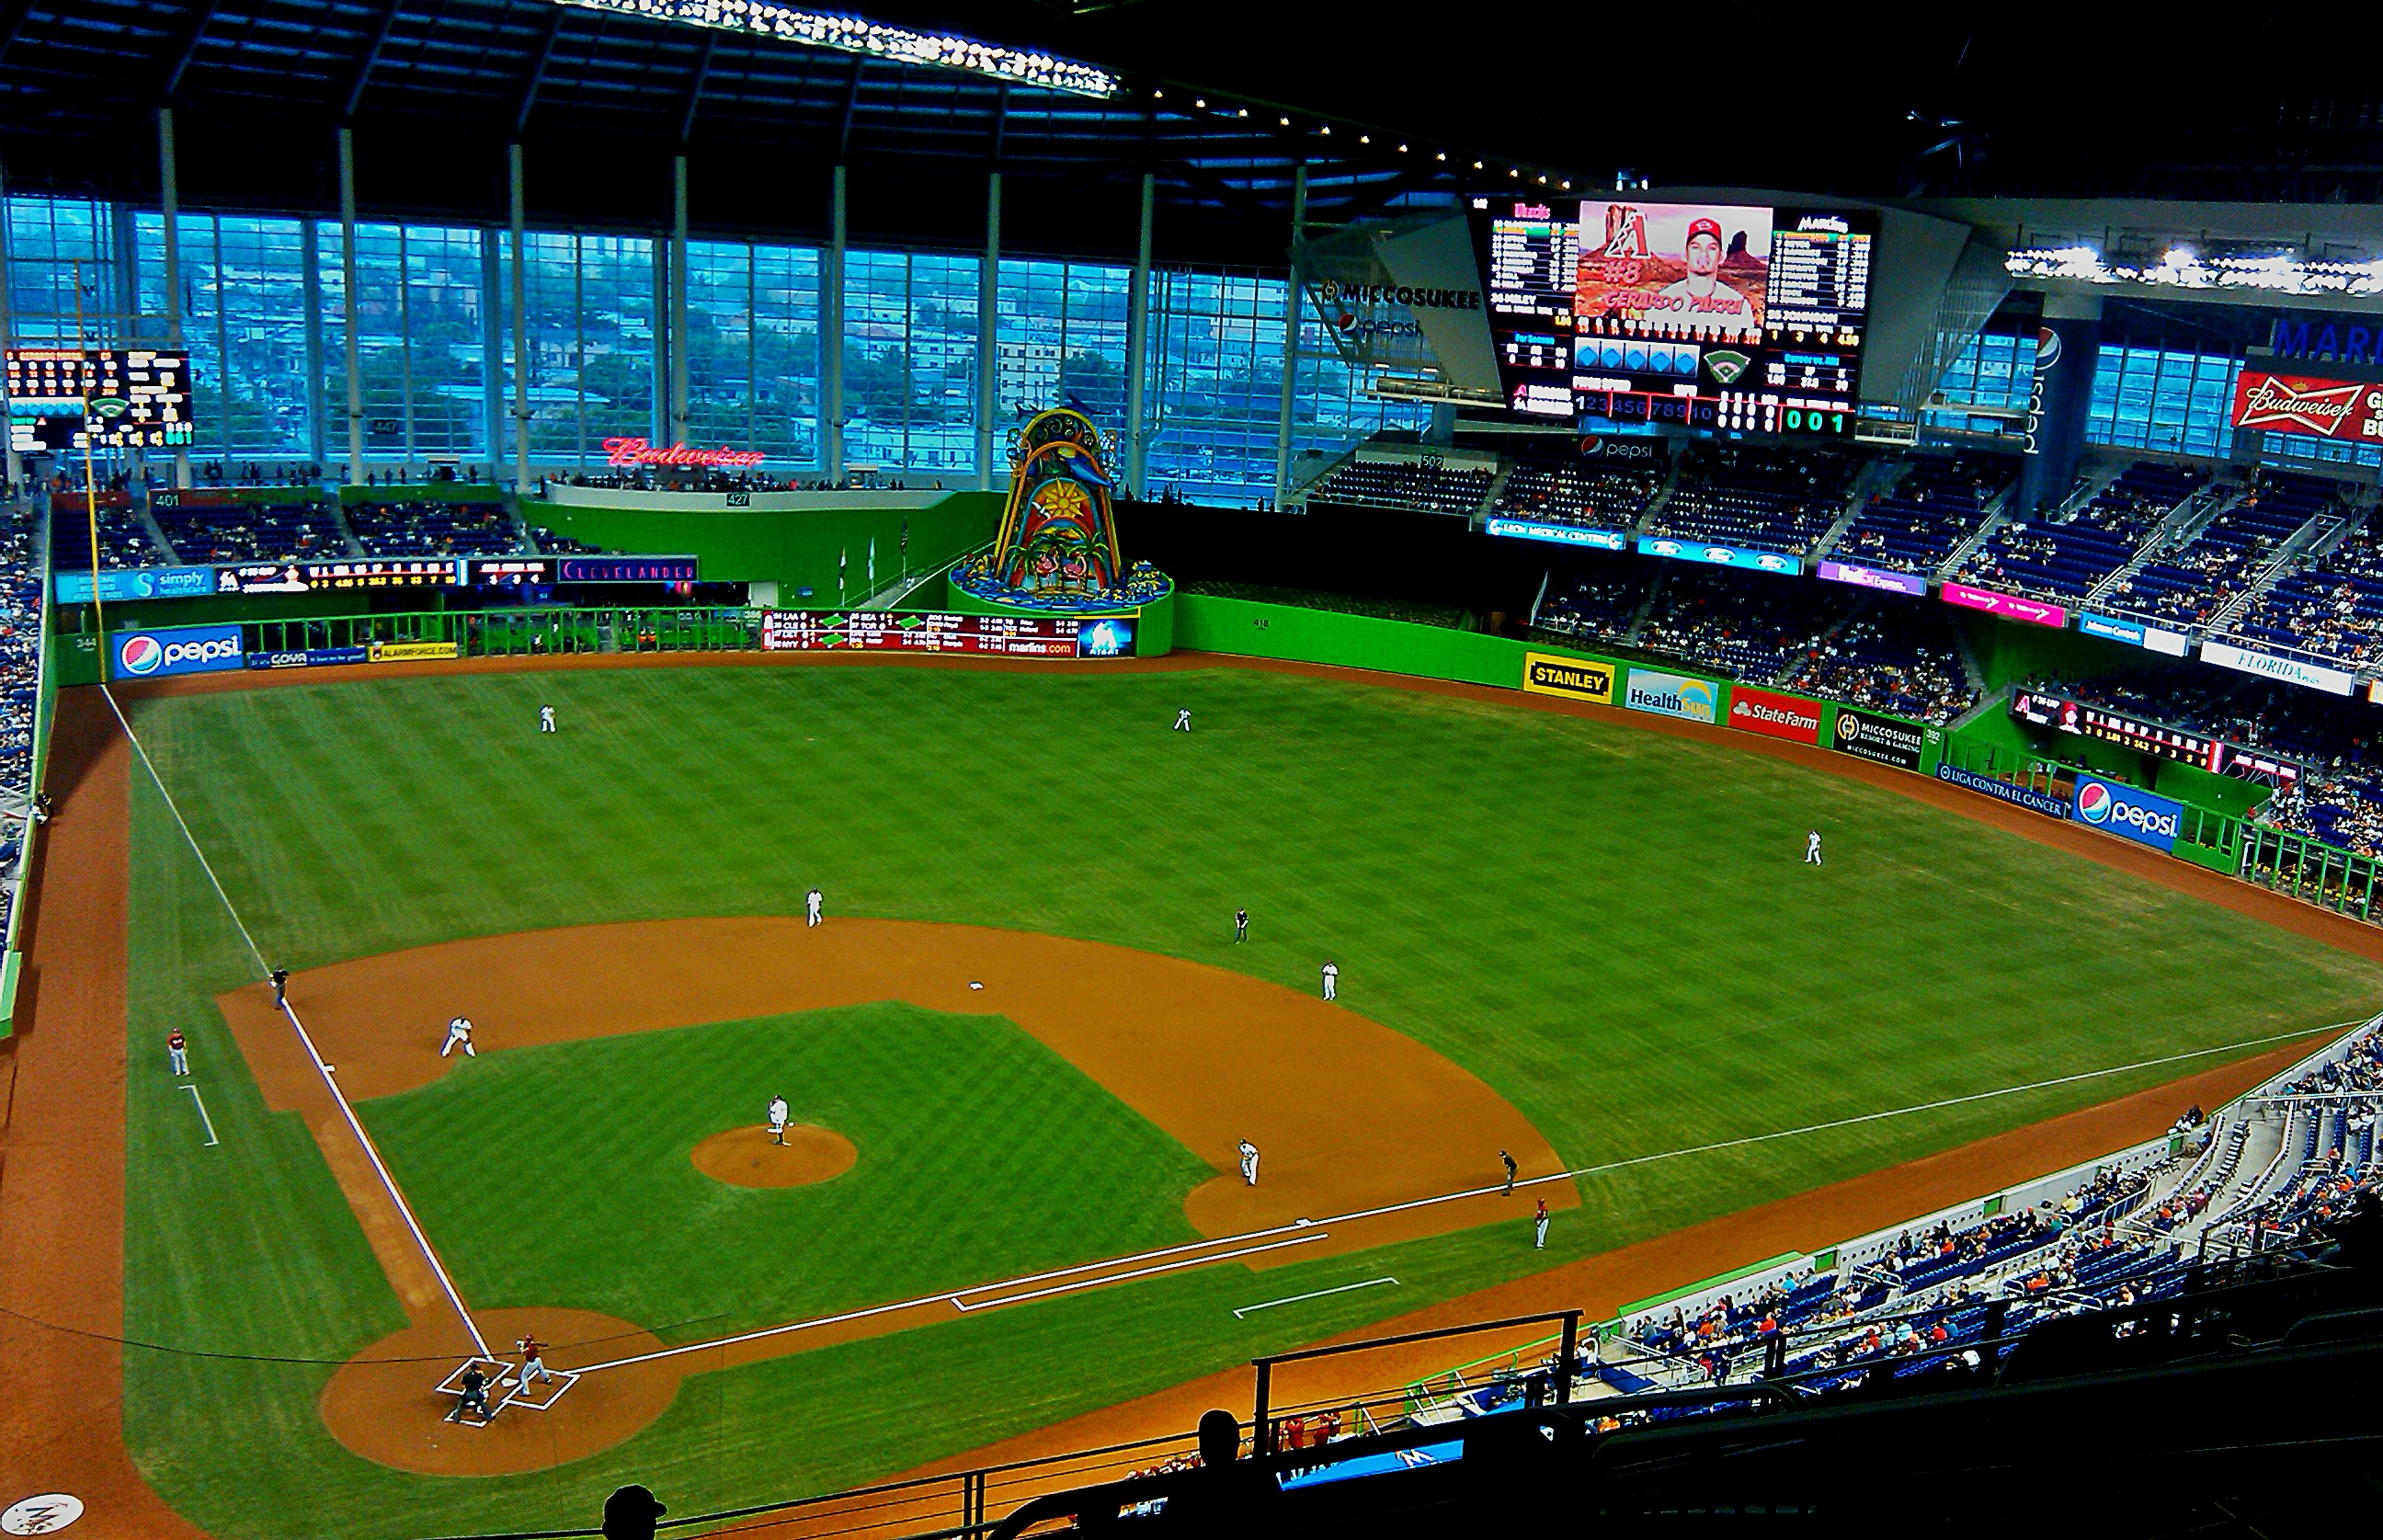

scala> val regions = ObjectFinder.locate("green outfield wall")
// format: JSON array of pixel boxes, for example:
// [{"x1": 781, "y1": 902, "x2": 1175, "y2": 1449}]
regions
[{"x1": 530, "y1": 491, "x2": 1001, "y2": 600}]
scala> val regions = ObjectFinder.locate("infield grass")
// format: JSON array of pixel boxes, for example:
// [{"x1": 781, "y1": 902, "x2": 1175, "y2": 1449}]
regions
[{"x1": 114, "y1": 662, "x2": 2383, "y2": 1536}]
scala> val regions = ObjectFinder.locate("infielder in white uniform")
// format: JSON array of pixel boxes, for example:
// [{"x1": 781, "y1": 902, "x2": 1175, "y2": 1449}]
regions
[
  {"x1": 440, "y1": 1016, "x2": 476, "y2": 1057},
  {"x1": 1805, "y1": 829, "x2": 1822, "y2": 865},
  {"x1": 1173, "y1": 708, "x2": 1192, "y2": 732},
  {"x1": 539, "y1": 703, "x2": 556, "y2": 733},
  {"x1": 767, "y1": 1094, "x2": 790, "y2": 1145},
  {"x1": 805, "y1": 887, "x2": 824, "y2": 927},
  {"x1": 1321, "y1": 961, "x2": 1339, "y2": 1001},
  {"x1": 1238, "y1": 1138, "x2": 1260, "y2": 1186}
]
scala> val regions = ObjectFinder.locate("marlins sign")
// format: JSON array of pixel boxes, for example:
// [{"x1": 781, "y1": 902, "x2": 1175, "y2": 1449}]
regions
[{"x1": 2229, "y1": 371, "x2": 2383, "y2": 442}]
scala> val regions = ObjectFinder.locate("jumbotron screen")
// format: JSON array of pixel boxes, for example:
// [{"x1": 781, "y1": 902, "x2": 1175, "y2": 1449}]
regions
[
  {"x1": 5, "y1": 348, "x2": 195, "y2": 452},
  {"x1": 1473, "y1": 198, "x2": 1874, "y2": 436}
]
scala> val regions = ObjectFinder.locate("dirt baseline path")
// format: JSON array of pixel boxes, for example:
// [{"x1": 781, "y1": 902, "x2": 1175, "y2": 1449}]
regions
[{"x1": 213, "y1": 917, "x2": 1571, "y2": 1474}]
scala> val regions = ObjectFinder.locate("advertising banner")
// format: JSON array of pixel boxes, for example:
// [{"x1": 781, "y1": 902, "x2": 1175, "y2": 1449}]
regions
[
  {"x1": 2071, "y1": 774, "x2": 2183, "y2": 853},
  {"x1": 1637, "y1": 536, "x2": 1803, "y2": 576},
  {"x1": 245, "y1": 646, "x2": 371, "y2": 670},
  {"x1": 1485, "y1": 518, "x2": 1630, "y2": 549},
  {"x1": 1522, "y1": 653, "x2": 1616, "y2": 704},
  {"x1": 1941, "y1": 581, "x2": 2067, "y2": 628},
  {"x1": 2079, "y1": 610, "x2": 2191, "y2": 656},
  {"x1": 1816, "y1": 560, "x2": 1928, "y2": 597},
  {"x1": 54, "y1": 565, "x2": 217, "y2": 604},
  {"x1": 1624, "y1": 667, "x2": 1719, "y2": 724},
  {"x1": 2199, "y1": 638, "x2": 2355, "y2": 697},
  {"x1": 1727, "y1": 685, "x2": 1822, "y2": 744},
  {"x1": 1830, "y1": 705, "x2": 1927, "y2": 771},
  {"x1": 758, "y1": 610, "x2": 1131, "y2": 658},
  {"x1": 2229, "y1": 369, "x2": 2383, "y2": 443},
  {"x1": 110, "y1": 624, "x2": 244, "y2": 680},
  {"x1": 370, "y1": 640, "x2": 460, "y2": 664},
  {"x1": 1934, "y1": 762, "x2": 2070, "y2": 819}
]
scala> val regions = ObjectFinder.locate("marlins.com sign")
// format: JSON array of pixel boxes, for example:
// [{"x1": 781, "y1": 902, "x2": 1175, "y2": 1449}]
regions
[{"x1": 1522, "y1": 653, "x2": 1614, "y2": 704}]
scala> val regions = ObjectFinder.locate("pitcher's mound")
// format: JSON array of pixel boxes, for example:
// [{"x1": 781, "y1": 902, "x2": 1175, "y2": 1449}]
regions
[{"x1": 693, "y1": 1124, "x2": 857, "y2": 1188}]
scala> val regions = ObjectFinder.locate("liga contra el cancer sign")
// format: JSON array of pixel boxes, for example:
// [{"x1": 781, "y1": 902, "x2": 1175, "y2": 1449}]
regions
[{"x1": 2229, "y1": 370, "x2": 2383, "y2": 442}]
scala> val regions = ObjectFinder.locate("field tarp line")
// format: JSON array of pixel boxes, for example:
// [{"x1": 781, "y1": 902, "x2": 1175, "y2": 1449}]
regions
[{"x1": 100, "y1": 683, "x2": 494, "y2": 1363}]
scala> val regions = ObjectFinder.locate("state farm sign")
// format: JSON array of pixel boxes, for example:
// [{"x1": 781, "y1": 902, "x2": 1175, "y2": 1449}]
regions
[{"x1": 2229, "y1": 371, "x2": 2383, "y2": 441}]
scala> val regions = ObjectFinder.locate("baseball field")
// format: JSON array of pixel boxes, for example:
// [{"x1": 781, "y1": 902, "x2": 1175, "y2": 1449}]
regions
[{"x1": 17, "y1": 651, "x2": 2383, "y2": 1538}]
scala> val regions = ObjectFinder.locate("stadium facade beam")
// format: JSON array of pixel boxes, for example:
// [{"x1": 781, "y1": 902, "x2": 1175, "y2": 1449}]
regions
[
  {"x1": 669, "y1": 153, "x2": 690, "y2": 447},
  {"x1": 1272, "y1": 160, "x2": 1305, "y2": 506},
  {"x1": 513, "y1": 6, "x2": 568, "y2": 139},
  {"x1": 340, "y1": 126, "x2": 365, "y2": 485},
  {"x1": 340, "y1": 0, "x2": 406, "y2": 123},
  {"x1": 977, "y1": 167, "x2": 999, "y2": 492},
  {"x1": 155, "y1": 0, "x2": 225, "y2": 100},
  {"x1": 678, "y1": 33, "x2": 714, "y2": 146},
  {"x1": 0, "y1": 152, "x2": 17, "y2": 487},
  {"x1": 1123, "y1": 168, "x2": 1152, "y2": 496},
  {"x1": 827, "y1": 162, "x2": 846, "y2": 484},
  {"x1": 513, "y1": 143, "x2": 533, "y2": 491},
  {"x1": 302, "y1": 218, "x2": 327, "y2": 468},
  {"x1": 157, "y1": 106, "x2": 190, "y2": 487}
]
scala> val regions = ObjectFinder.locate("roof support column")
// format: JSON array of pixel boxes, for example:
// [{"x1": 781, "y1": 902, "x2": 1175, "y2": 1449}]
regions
[
  {"x1": 826, "y1": 163, "x2": 846, "y2": 485},
  {"x1": 159, "y1": 108, "x2": 190, "y2": 487},
  {"x1": 340, "y1": 126, "x2": 366, "y2": 486},
  {"x1": 668, "y1": 152, "x2": 690, "y2": 449},
  {"x1": 510, "y1": 142, "x2": 532, "y2": 492},
  {"x1": 1123, "y1": 170, "x2": 1154, "y2": 498},
  {"x1": 977, "y1": 169, "x2": 999, "y2": 491},
  {"x1": 1272, "y1": 162, "x2": 1306, "y2": 509}
]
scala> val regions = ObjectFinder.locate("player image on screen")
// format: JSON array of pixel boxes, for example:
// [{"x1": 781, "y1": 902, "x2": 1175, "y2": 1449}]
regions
[{"x1": 1576, "y1": 202, "x2": 1771, "y2": 342}]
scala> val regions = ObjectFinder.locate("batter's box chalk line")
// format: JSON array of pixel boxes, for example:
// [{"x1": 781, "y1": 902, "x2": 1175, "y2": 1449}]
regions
[{"x1": 499, "y1": 1368, "x2": 581, "y2": 1413}]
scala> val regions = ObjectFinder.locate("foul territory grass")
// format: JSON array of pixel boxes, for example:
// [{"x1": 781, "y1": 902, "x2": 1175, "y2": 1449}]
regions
[{"x1": 117, "y1": 662, "x2": 2383, "y2": 1537}]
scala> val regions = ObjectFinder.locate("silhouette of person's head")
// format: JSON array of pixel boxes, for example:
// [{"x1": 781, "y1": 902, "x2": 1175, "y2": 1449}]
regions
[
  {"x1": 602, "y1": 1485, "x2": 666, "y2": 1540},
  {"x1": 1197, "y1": 1409, "x2": 1241, "y2": 1468}
]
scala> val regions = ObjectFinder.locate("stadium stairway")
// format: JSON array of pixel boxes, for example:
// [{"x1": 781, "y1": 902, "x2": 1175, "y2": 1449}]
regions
[
  {"x1": 2206, "y1": 497, "x2": 2367, "y2": 635},
  {"x1": 1469, "y1": 459, "x2": 1518, "y2": 528},
  {"x1": 1631, "y1": 462, "x2": 1686, "y2": 536},
  {"x1": 2081, "y1": 473, "x2": 2233, "y2": 610},
  {"x1": 1933, "y1": 478, "x2": 2033, "y2": 580},
  {"x1": 1622, "y1": 566, "x2": 1666, "y2": 646},
  {"x1": 1812, "y1": 454, "x2": 1906, "y2": 561},
  {"x1": 132, "y1": 499, "x2": 178, "y2": 565},
  {"x1": 1767, "y1": 596, "x2": 1872, "y2": 686}
]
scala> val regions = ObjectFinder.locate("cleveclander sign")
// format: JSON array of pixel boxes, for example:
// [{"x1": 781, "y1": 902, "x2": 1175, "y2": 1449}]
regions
[
  {"x1": 602, "y1": 436, "x2": 769, "y2": 469},
  {"x1": 2229, "y1": 371, "x2": 2383, "y2": 441}
]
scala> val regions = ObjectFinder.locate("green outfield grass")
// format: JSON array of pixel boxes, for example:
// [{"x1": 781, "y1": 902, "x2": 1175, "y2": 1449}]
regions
[{"x1": 115, "y1": 662, "x2": 2383, "y2": 1537}]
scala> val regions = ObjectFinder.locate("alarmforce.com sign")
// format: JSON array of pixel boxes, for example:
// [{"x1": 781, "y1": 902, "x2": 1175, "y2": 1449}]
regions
[{"x1": 1522, "y1": 654, "x2": 1615, "y2": 704}]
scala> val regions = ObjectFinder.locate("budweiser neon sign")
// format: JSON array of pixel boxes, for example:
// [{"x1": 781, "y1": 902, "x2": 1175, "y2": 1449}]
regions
[
  {"x1": 2229, "y1": 371, "x2": 2383, "y2": 441},
  {"x1": 601, "y1": 436, "x2": 769, "y2": 469}
]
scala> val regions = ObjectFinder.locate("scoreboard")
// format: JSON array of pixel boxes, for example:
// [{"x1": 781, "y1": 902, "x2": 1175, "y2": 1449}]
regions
[
  {"x1": 6, "y1": 348, "x2": 194, "y2": 452},
  {"x1": 1468, "y1": 200, "x2": 1876, "y2": 437},
  {"x1": 758, "y1": 610, "x2": 1136, "y2": 658}
]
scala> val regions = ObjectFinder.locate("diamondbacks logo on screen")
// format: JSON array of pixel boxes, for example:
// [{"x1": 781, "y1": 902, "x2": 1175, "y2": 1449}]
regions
[
  {"x1": 2071, "y1": 775, "x2": 2183, "y2": 853},
  {"x1": 113, "y1": 625, "x2": 245, "y2": 680}
]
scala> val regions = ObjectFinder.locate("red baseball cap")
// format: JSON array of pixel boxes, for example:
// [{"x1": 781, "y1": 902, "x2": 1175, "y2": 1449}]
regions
[{"x1": 1686, "y1": 217, "x2": 1724, "y2": 244}]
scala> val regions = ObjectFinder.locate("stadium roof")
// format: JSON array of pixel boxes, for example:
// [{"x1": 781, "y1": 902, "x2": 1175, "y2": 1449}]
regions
[{"x1": 0, "y1": 3, "x2": 2359, "y2": 266}]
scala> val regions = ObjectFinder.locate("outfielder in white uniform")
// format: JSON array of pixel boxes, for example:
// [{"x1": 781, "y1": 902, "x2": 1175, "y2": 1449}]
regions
[
  {"x1": 440, "y1": 1016, "x2": 476, "y2": 1057},
  {"x1": 767, "y1": 1094, "x2": 790, "y2": 1146},
  {"x1": 1805, "y1": 830, "x2": 1822, "y2": 865},
  {"x1": 1173, "y1": 708, "x2": 1192, "y2": 732},
  {"x1": 1238, "y1": 1139, "x2": 1260, "y2": 1186},
  {"x1": 539, "y1": 704, "x2": 556, "y2": 733},
  {"x1": 805, "y1": 887, "x2": 824, "y2": 927},
  {"x1": 1321, "y1": 961, "x2": 1339, "y2": 1001}
]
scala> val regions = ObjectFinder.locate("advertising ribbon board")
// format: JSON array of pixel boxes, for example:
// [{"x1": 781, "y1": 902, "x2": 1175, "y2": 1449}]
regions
[
  {"x1": 1522, "y1": 654, "x2": 1616, "y2": 704},
  {"x1": 1624, "y1": 667, "x2": 1718, "y2": 724},
  {"x1": 2070, "y1": 774, "x2": 2183, "y2": 853},
  {"x1": 1485, "y1": 519, "x2": 1631, "y2": 549},
  {"x1": 1816, "y1": 560, "x2": 1929, "y2": 598},
  {"x1": 55, "y1": 565, "x2": 217, "y2": 604},
  {"x1": 2080, "y1": 611, "x2": 2192, "y2": 656},
  {"x1": 1727, "y1": 685, "x2": 1822, "y2": 744},
  {"x1": 1934, "y1": 762, "x2": 2070, "y2": 819},
  {"x1": 111, "y1": 624, "x2": 244, "y2": 680},
  {"x1": 245, "y1": 646, "x2": 371, "y2": 670},
  {"x1": 1941, "y1": 582, "x2": 2068, "y2": 629},
  {"x1": 370, "y1": 640, "x2": 461, "y2": 664},
  {"x1": 1830, "y1": 705, "x2": 1927, "y2": 771},
  {"x1": 1636, "y1": 536, "x2": 1804, "y2": 576},
  {"x1": 2199, "y1": 639, "x2": 2355, "y2": 698},
  {"x1": 2229, "y1": 370, "x2": 2383, "y2": 443}
]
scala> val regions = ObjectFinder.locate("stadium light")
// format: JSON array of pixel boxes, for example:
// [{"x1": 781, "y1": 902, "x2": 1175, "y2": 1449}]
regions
[{"x1": 545, "y1": 0, "x2": 1123, "y2": 98}]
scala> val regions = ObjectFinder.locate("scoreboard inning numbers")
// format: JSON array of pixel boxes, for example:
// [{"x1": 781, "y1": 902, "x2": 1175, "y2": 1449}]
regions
[{"x1": 6, "y1": 348, "x2": 196, "y2": 452}]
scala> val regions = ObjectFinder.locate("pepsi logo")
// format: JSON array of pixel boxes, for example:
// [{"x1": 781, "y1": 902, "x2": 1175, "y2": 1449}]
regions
[
  {"x1": 2075, "y1": 780, "x2": 2114, "y2": 825},
  {"x1": 118, "y1": 634, "x2": 164, "y2": 676}
]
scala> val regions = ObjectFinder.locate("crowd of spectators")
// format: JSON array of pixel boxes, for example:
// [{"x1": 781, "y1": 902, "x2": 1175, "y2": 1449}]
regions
[
  {"x1": 1311, "y1": 456, "x2": 1497, "y2": 517},
  {"x1": 0, "y1": 506, "x2": 40, "y2": 942},
  {"x1": 156, "y1": 496, "x2": 348, "y2": 565},
  {"x1": 2225, "y1": 493, "x2": 2383, "y2": 668},
  {"x1": 1491, "y1": 454, "x2": 1666, "y2": 530},
  {"x1": 1530, "y1": 559, "x2": 1649, "y2": 645},
  {"x1": 348, "y1": 500, "x2": 520, "y2": 557},
  {"x1": 45, "y1": 488, "x2": 164, "y2": 570},
  {"x1": 1646, "y1": 444, "x2": 1853, "y2": 556},
  {"x1": 1828, "y1": 452, "x2": 2015, "y2": 576},
  {"x1": 530, "y1": 525, "x2": 607, "y2": 555},
  {"x1": 1780, "y1": 605, "x2": 1977, "y2": 724},
  {"x1": 1955, "y1": 459, "x2": 2208, "y2": 600},
  {"x1": 2102, "y1": 468, "x2": 2347, "y2": 628},
  {"x1": 1635, "y1": 570, "x2": 1856, "y2": 682}
]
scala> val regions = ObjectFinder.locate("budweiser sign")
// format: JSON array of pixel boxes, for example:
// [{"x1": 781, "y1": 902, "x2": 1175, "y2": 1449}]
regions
[
  {"x1": 2229, "y1": 371, "x2": 2383, "y2": 441},
  {"x1": 601, "y1": 436, "x2": 769, "y2": 469}
]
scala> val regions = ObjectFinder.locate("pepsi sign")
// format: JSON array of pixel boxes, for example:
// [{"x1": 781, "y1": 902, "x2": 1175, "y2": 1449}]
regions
[
  {"x1": 112, "y1": 624, "x2": 245, "y2": 680},
  {"x1": 2070, "y1": 774, "x2": 2183, "y2": 853}
]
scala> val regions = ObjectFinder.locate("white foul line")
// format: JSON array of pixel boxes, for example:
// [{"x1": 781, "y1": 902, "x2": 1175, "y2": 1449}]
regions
[
  {"x1": 1234, "y1": 1276, "x2": 1397, "y2": 1318},
  {"x1": 578, "y1": 1015, "x2": 2364, "y2": 1376},
  {"x1": 181, "y1": 1083, "x2": 220, "y2": 1147},
  {"x1": 104, "y1": 687, "x2": 492, "y2": 1363},
  {"x1": 952, "y1": 1235, "x2": 1328, "y2": 1313}
]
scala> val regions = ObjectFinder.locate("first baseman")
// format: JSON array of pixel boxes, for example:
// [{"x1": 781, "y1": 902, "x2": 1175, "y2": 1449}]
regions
[{"x1": 440, "y1": 1016, "x2": 476, "y2": 1057}]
